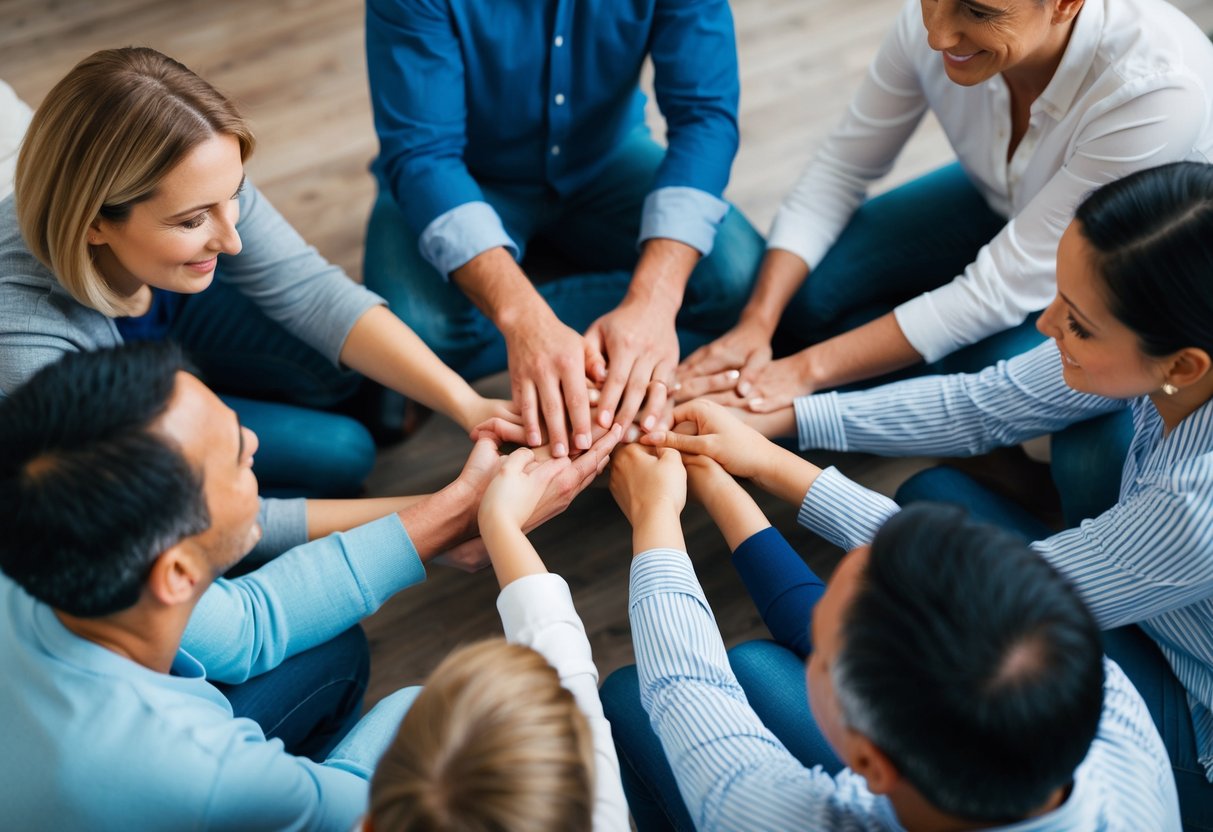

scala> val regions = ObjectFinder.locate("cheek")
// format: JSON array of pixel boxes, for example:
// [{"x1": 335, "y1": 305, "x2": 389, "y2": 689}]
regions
[{"x1": 806, "y1": 660, "x2": 847, "y2": 753}]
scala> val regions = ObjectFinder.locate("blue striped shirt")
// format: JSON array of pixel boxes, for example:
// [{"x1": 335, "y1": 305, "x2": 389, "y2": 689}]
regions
[
  {"x1": 794, "y1": 340, "x2": 1213, "y2": 780},
  {"x1": 630, "y1": 547, "x2": 1180, "y2": 830}
]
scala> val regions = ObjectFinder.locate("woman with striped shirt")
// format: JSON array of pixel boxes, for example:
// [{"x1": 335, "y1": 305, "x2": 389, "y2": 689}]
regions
[{"x1": 646, "y1": 161, "x2": 1213, "y2": 829}]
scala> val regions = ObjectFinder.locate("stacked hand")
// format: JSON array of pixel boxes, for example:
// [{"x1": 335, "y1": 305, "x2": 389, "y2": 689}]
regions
[{"x1": 674, "y1": 319, "x2": 773, "y2": 402}]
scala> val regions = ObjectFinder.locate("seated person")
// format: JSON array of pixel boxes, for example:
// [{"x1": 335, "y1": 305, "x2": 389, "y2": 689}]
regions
[
  {"x1": 363, "y1": 0, "x2": 765, "y2": 457},
  {"x1": 1, "y1": 46, "x2": 515, "y2": 502},
  {"x1": 0, "y1": 342, "x2": 619, "y2": 831},
  {"x1": 601, "y1": 445, "x2": 1179, "y2": 830},
  {"x1": 367, "y1": 447, "x2": 628, "y2": 831},
  {"x1": 652, "y1": 161, "x2": 1213, "y2": 829}
]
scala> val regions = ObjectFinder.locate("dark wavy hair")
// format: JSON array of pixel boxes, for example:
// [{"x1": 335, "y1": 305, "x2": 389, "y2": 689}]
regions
[{"x1": 0, "y1": 343, "x2": 210, "y2": 617}]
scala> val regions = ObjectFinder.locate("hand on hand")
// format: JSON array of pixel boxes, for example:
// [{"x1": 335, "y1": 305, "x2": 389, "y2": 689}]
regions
[
  {"x1": 608, "y1": 443, "x2": 687, "y2": 529},
  {"x1": 584, "y1": 300, "x2": 680, "y2": 434},
  {"x1": 478, "y1": 447, "x2": 574, "y2": 532},
  {"x1": 641, "y1": 399, "x2": 780, "y2": 481},
  {"x1": 457, "y1": 396, "x2": 521, "y2": 436},
  {"x1": 700, "y1": 352, "x2": 812, "y2": 413},
  {"x1": 674, "y1": 319, "x2": 773, "y2": 402},
  {"x1": 505, "y1": 311, "x2": 598, "y2": 457},
  {"x1": 681, "y1": 448, "x2": 736, "y2": 506}
]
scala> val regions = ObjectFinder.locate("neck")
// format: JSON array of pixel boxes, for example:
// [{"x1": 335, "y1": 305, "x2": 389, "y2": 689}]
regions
[
  {"x1": 1151, "y1": 388, "x2": 1213, "y2": 436},
  {"x1": 1002, "y1": 16, "x2": 1078, "y2": 106},
  {"x1": 892, "y1": 783, "x2": 1068, "y2": 832},
  {"x1": 55, "y1": 599, "x2": 195, "y2": 674}
]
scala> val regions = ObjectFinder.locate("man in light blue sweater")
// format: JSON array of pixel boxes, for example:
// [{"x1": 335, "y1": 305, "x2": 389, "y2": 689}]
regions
[{"x1": 0, "y1": 342, "x2": 618, "y2": 831}]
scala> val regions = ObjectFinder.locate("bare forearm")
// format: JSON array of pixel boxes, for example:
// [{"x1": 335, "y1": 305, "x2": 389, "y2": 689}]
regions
[
  {"x1": 751, "y1": 444, "x2": 824, "y2": 509},
  {"x1": 628, "y1": 238, "x2": 698, "y2": 317},
  {"x1": 804, "y1": 312, "x2": 922, "y2": 391},
  {"x1": 306, "y1": 494, "x2": 428, "y2": 540},
  {"x1": 480, "y1": 519, "x2": 547, "y2": 589},
  {"x1": 451, "y1": 246, "x2": 551, "y2": 331},
  {"x1": 340, "y1": 306, "x2": 481, "y2": 427},
  {"x1": 396, "y1": 484, "x2": 478, "y2": 562},
  {"x1": 632, "y1": 502, "x2": 687, "y2": 554},
  {"x1": 741, "y1": 249, "x2": 811, "y2": 334},
  {"x1": 701, "y1": 482, "x2": 771, "y2": 551}
]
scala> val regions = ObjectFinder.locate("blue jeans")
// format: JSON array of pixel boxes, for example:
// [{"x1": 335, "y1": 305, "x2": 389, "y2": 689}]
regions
[
  {"x1": 776, "y1": 162, "x2": 1044, "y2": 377},
  {"x1": 896, "y1": 468, "x2": 1213, "y2": 830},
  {"x1": 600, "y1": 642, "x2": 841, "y2": 831},
  {"x1": 172, "y1": 278, "x2": 376, "y2": 497},
  {"x1": 363, "y1": 126, "x2": 765, "y2": 380},
  {"x1": 214, "y1": 625, "x2": 371, "y2": 763}
]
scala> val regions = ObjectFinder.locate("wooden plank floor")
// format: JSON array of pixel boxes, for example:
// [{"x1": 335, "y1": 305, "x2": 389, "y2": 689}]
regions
[{"x1": 3, "y1": 0, "x2": 1211, "y2": 708}]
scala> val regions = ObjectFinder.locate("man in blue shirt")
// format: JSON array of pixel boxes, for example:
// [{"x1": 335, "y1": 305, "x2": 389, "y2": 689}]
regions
[
  {"x1": 363, "y1": 0, "x2": 763, "y2": 460},
  {"x1": 0, "y1": 343, "x2": 620, "y2": 831}
]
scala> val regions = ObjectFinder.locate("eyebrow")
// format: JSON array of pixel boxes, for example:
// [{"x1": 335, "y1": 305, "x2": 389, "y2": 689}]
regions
[
  {"x1": 235, "y1": 412, "x2": 244, "y2": 464},
  {"x1": 962, "y1": 0, "x2": 1003, "y2": 13},
  {"x1": 1059, "y1": 291, "x2": 1099, "y2": 330},
  {"x1": 166, "y1": 174, "x2": 247, "y2": 221}
]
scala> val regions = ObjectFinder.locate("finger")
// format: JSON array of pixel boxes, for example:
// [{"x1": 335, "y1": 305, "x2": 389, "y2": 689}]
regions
[
  {"x1": 699, "y1": 390, "x2": 750, "y2": 409},
  {"x1": 502, "y1": 446, "x2": 536, "y2": 474},
  {"x1": 735, "y1": 350, "x2": 771, "y2": 398},
  {"x1": 678, "y1": 345, "x2": 733, "y2": 379},
  {"x1": 637, "y1": 360, "x2": 674, "y2": 433},
  {"x1": 571, "y1": 422, "x2": 623, "y2": 480},
  {"x1": 584, "y1": 336, "x2": 608, "y2": 386},
  {"x1": 643, "y1": 429, "x2": 711, "y2": 455},
  {"x1": 517, "y1": 379, "x2": 543, "y2": 448},
  {"x1": 613, "y1": 360, "x2": 654, "y2": 431},
  {"x1": 674, "y1": 369, "x2": 741, "y2": 402},
  {"x1": 537, "y1": 375, "x2": 570, "y2": 458},
  {"x1": 748, "y1": 394, "x2": 794, "y2": 414},
  {"x1": 596, "y1": 349, "x2": 637, "y2": 429},
  {"x1": 470, "y1": 417, "x2": 525, "y2": 445},
  {"x1": 562, "y1": 366, "x2": 593, "y2": 453}
]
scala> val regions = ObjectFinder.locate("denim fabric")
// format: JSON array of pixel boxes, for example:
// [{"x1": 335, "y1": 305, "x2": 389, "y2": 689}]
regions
[
  {"x1": 363, "y1": 126, "x2": 764, "y2": 380},
  {"x1": 1050, "y1": 407, "x2": 1136, "y2": 526},
  {"x1": 215, "y1": 626, "x2": 371, "y2": 763}
]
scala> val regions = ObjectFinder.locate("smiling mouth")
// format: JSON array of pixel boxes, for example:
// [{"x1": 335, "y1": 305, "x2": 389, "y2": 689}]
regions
[
  {"x1": 1056, "y1": 343, "x2": 1080, "y2": 368},
  {"x1": 945, "y1": 51, "x2": 978, "y2": 63}
]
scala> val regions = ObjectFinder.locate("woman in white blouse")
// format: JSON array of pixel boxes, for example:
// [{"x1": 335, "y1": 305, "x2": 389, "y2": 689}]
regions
[{"x1": 678, "y1": 0, "x2": 1213, "y2": 415}]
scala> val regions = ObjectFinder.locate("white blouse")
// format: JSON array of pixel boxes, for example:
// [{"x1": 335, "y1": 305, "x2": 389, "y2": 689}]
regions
[{"x1": 767, "y1": 0, "x2": 1213, "y2": 362}]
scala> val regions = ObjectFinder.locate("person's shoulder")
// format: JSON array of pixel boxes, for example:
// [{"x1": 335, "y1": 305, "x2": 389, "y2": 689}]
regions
[{"x1": 1097, "y1": 0, "x2": 1213, "y2": 80}]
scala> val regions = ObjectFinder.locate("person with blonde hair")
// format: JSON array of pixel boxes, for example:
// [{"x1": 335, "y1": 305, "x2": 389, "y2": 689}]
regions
[
  {"x1": 0, "y1": 46, "x2": 516, "y2": 558},
  {"x1": 366, "y1": 446, "x2": 629, "y2": 832}
]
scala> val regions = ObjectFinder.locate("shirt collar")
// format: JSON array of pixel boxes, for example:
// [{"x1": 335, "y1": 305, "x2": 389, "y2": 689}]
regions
[{"x1": 1035, "y1": 0, "x2": 1104, "y2": 121}]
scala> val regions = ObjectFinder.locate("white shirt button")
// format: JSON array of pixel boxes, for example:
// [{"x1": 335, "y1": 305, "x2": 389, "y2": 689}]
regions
[
  {"x1": 554, "y1": 35, "x2": 564, "y2": 47},
  {"x1": 554, "y1": 93, "x2": 566, "y2": 105},
  {"x1": 551, "y1": 145, "x2": 561, "y2": 156}
]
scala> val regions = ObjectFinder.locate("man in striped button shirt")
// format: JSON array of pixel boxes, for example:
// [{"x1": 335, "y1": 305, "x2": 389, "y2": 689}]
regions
[{"x1": 605, "y1": 444, "x2": 1179, "y2": 831}]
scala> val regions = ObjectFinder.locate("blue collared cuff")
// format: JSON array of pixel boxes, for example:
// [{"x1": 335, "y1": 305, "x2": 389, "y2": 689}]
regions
[
  {"x1": 420, "y1": 201, "x2": 519, "y2": 278},
  {"x1": 640, "y1": 187, "x2": 729, "y2": 256},
  {"x1": 797, "y1": 467, "x2": 900, "y2": 552},
  {"x1": 629, "y1": 548, "x2": 704, "y2": 607},
  {"x1": 793, "y1": 392, "x2": 847, "y2": 452}
]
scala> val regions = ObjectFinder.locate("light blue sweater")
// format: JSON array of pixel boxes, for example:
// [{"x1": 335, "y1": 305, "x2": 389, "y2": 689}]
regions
[{"x1": 0, "y1": 514, "x2": 425, "y2": 830}]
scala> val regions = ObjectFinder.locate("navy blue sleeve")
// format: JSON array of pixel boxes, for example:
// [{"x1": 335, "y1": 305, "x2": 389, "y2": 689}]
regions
[{"x1": 731, "y1": 527, "x2": 825, "y2": 659}]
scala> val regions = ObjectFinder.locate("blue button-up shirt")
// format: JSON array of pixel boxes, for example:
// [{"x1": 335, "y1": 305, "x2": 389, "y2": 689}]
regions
[{"x1": 366, "y1": 0, "x2": 740, "y2": 276}]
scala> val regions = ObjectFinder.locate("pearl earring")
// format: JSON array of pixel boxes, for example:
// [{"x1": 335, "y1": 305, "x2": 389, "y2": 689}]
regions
[{"x1": 1162, "y1": 382, "x2": 1179, "y2": 396}]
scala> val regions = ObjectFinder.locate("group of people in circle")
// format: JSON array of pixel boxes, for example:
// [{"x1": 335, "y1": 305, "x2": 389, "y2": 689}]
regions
[{"x1": 3, "y1": 0, "x2": 1213, "y2": 829}]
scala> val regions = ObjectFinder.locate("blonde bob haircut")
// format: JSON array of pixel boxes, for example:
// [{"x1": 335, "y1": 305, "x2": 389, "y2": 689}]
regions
[
  {"x1": 14, "y1": 47, "x2": 255, "y2": 317},
  {"x1": 369, "y1": 638, "x2": 595, "y2": 832}
]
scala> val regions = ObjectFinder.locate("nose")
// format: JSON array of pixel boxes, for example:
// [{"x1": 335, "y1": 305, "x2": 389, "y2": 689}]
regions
[
  {"x1": 1036, "y1": 296, "x2": 1063, "y2": 338},
  {"x1": 923, "y1": 2, "x2": 960, "y2": 52},
  {"x1": 212, "y1": 200, "x2": 243, "y2": 256}
]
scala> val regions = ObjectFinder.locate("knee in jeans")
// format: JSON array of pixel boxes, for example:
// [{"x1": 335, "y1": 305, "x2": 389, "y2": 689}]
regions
[
  {"x1": 894, "y1": 466, "x2": 967, "y2": 506},
  {"x1": 600, "y1": 664, "x2": 643, "y2": 722}
]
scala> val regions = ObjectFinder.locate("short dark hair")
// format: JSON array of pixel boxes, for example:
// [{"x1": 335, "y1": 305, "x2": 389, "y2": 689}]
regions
[
  {"x1": 833, "y1": 504, "x2": 1104, "y2": 822},
  {"x1": 0, "y1": 343, "x2": 210, "y2": 617},
  {"x1": 1076, "y1": 161, "x2": 1213, "y2": 357}
]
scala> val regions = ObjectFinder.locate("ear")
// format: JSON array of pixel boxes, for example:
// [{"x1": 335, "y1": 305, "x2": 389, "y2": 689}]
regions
[
  {"x1": 847, "y1": 734, "x2": 901, "y2": 796},
  {"x1": 1163, "y1": 347, "x2": 1212, "y2": 390},
  {"x1": 144, "y1": 544, "x2": 204, "y2": 607},
  {"x1": 86, "y1": 217, "x2": 107, "y2": 247},
  {"x1": 1053, "y1": 0, "x2": 1085, "y2": 25}
]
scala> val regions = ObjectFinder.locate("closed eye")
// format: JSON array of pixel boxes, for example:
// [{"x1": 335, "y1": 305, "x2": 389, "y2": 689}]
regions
[{"x1": 1066, "y1": 314, "x2": 1092, "y2": 340}]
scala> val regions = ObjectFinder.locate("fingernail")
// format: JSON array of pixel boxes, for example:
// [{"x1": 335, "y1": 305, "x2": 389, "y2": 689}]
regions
[
  {"x1": 528, "y1": 431, "x2": 542, "y2": 446},
  {"x1": 588, "y1": 388, "x2": 601, "y2": 404},
  {"x1": 575, "y1": 433, "x2": 591, "y2": 450},
  {"x1": 642, "y1": 415, "x2": 656, "y2": 431},
  {"x1": 612, "y1": 423, "x2": 624, "y2": 436},
  {"x1": 554, "y1": 442, "x2": 567, "y2": 457},
  {"x1": 599, "y1": 410, "x2": 613, "y2": 428},
  {"x1": 671, "y1": 382, "x2": 682, "y2": 393},
  {"x1": 726, "y1": 370, "x2": 740, "y2": 380},
  {"x1": 625, "y1": 425, "x2": 641, "y2": 443},
  {"x1": 737, "y1": 381, "x2": 752, "y2": 397},
  {"x1": 749, "y1": 398, "x2": 764, "y2": 410}
]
